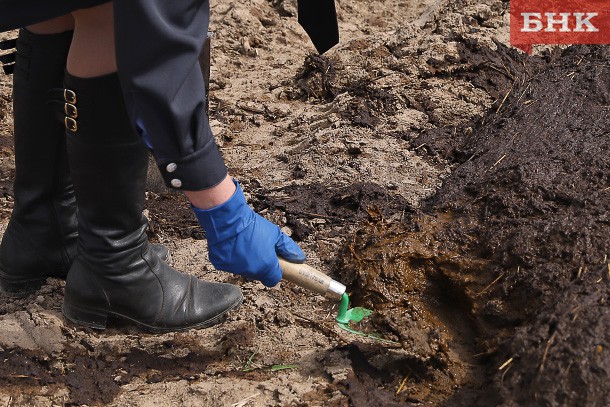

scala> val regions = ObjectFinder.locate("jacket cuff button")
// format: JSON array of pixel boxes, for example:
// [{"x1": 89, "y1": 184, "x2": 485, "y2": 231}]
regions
[
  {"x1": 166, "y1": 163, "x2": 177, "y2": 173},
  {"x1": 170, "y1": 179, "x2": 182, "y2": 188}
]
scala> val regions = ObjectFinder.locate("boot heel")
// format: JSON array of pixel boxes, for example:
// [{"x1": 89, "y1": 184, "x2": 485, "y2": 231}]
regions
[
  {"x1": 0, "y1": 277, "x2": 44, "y2": 298},
  {"x1": 62, "y1": 303, "x2": 108, "y2": 329}
]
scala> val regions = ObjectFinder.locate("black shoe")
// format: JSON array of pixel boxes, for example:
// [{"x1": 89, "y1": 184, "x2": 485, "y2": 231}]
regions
[{"x1": 60, "y1": 73, "x2": 242, "y2": 332}]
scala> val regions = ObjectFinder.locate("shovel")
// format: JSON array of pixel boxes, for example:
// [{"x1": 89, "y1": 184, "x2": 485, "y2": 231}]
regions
[
  {"x1": 297, "y1": 0, "x2": 339, "y2": 54},
  {"x1": 279, "y1": 258, "x2": 396, "y2": 343}
]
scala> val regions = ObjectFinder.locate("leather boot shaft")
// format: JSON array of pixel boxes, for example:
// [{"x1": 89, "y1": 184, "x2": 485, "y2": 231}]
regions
[
  {"x1": 0, "y1": 29, "x2": 77, "y2": 296},
  {"x1": 63, "y1": 72, "x2": 149, "y2": 257}
]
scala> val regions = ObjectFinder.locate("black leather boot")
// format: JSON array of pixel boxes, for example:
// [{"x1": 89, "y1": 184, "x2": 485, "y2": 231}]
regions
[
  {"x1": 0, "y1": 29, "x2": 77, "y2": 297},
  {"x1": 60, "y1": 73, "x2": 242, "y2": 332},
  {"x1": 0, "y1": 30, "x2": 170, "y2": 298}
]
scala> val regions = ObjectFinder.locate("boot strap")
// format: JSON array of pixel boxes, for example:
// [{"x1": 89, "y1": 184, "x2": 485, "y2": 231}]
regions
[
  {"x1": 0, "y1": 38, "x2": 17, "y2": 50},
  {"x1": 0, "y1": 38, "x2": 16, "y2": 75}
]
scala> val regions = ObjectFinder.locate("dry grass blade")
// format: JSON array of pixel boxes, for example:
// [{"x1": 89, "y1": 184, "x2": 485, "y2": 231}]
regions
[
  {"x1": 501, "y1": 364, "x2": 513, "y2": 382},
  {"x1": 477, "y1": 271, "x2": 506, "y2": 296},
  {"x1": 539, "y1": 331, "x2": 557, "y2": 372},
  {"x1": 486, "y1": 154, "x2": 507, "y2": 172},
  {"x1": 498, "y1": 357, "x2": 513, "y2": 370},
  {"x1": 231, "y1": 393, "x2": 261, "y2": 407},
  {"x1": 496, "y1": 84, "x2": 514, "y2": 114},
  {"x1": 395, "y1": 373, "x2": 410, "y2": 396}
]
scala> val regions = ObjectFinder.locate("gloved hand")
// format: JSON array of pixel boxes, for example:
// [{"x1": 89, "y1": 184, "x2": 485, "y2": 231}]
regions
[{"x1": 192, "y1": 180, "x2": 306, "y2": 287}]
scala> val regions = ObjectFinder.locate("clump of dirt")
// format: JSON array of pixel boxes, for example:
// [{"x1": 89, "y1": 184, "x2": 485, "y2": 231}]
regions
[
  {"x1": 250, "y1": 181, "x2": 414, "y2": 241},
  {"x1": 338, "y1": 45, "x2": 610, "y2": 405},
  {"x1": 290, "y1": 54, "x2": 338, "y2": 101}
]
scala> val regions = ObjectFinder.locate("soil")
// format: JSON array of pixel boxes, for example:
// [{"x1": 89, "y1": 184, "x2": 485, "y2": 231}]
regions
[{"x1": 1, "y1": 0, "x2": 609, "y2": 406}]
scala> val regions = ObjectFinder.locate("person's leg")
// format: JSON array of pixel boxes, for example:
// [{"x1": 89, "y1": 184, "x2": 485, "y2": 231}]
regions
[
  {"x1": 60, "y1": 3, "x2": 242, "y2": 331},
  {"x1": 0, "y1": 15, "x2": 77, "y2": 297},
  {"x1": 0, "y1": 9, "x2": 168, "y2": 297},
  {"x1": 67, "y1": 2, "x2": 116, "y2": 77},
  {"x1": 26, "y1": 14, "x2": 74, "y2": 35},
  {"x1": 67, "y1": 3, "x2": 171, "y2": 262}
]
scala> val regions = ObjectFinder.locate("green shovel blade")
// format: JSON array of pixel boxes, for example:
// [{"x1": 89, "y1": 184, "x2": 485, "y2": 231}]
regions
[
  {"x1": 335, "y1": 293, "x2": 398, "y2": 344},
  {"x1": 338, "y1": 306, "x2": 372, "y2": 324}
]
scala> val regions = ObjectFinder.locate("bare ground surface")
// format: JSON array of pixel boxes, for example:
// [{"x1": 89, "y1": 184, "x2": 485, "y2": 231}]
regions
[{"x1": 1, "y1": 0, "x2": 609, "y2": 405}]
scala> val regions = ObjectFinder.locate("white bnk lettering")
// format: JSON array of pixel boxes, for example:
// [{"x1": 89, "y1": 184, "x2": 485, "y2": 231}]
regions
[
  {"x1": 574, "y1": 12, "x2": 599, "y2": 32},
  {"x1": 521, "y1": 13, "x2": 543, "y2": 32},
  {"x1": 520, "y1": 12, "x2": 599, "y2": 32},
  {"x1": 544, "y1": 13, "x2": 571, "y2": 32}
]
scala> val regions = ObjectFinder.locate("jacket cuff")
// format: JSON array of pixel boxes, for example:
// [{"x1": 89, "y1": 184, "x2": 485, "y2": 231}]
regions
[{"x1": 155, "y1": 140, "x2": 228, "y2": 191}]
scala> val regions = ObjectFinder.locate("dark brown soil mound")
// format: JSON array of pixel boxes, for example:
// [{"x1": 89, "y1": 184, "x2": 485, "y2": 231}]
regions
[
  {"x1": 338, "y1": 45, "x2": 610, "y2": 405},
  {"x1": 419, "y1": 45, "x2": 610, "y2": 406}
]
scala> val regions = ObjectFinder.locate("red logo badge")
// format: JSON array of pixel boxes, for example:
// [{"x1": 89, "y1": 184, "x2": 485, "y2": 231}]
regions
[{"x1": 510, "y1": 0, "x2": 610, "y2": 53}]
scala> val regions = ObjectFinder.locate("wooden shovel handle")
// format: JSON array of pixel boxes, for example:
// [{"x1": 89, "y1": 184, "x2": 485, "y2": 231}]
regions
[{"x1": 279, "y1": 258, "x2": 346, "y2": 301}]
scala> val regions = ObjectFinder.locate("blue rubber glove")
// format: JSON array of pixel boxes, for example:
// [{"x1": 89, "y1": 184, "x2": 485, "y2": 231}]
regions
[{"x1": 192, "y1": 180, "x2": 306, "y2": 287}]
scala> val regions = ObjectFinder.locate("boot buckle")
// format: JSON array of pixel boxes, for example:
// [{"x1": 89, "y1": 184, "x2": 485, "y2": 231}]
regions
[
  {"x1": 64, "y1": 103, "x2": 78, "y2": 119},
  {"x1": 65, "y1": 117, "x2": 78, "y2": 132},
  {"x1": 63, "y1": 88, "x2": 78, "y2": 131},
  {"x1": 64, "y1": 89, "x2": 76, "y2": 104}
]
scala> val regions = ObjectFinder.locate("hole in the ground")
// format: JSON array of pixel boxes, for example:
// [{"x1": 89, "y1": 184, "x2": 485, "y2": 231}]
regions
[{"x1": 335, "y1": 213, "x2": 486, "y2": 405}]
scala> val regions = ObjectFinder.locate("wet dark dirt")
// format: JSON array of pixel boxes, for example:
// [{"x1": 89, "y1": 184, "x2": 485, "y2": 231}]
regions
[
  {"x1": 435, "y1": 45, "x2": 610, "y2": 407},
  {"x1": 0, "y1": 326, "x2": 272, "y2": 405},
  {"x1": 145, "y1": 192, "x2": 205, "y2": 240},
  {"x1": 335, "y1": 212, "x2": 485, "y2": 405},
  {"x1": 336, "y1": 45, "x2": 610, "y2": 406},
  {"x1": 289, "y1": 54, "x2": 339, "y2": 102},
  {"x1": 250, "y1": 181, "x2": 414, "y2": 241}
]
